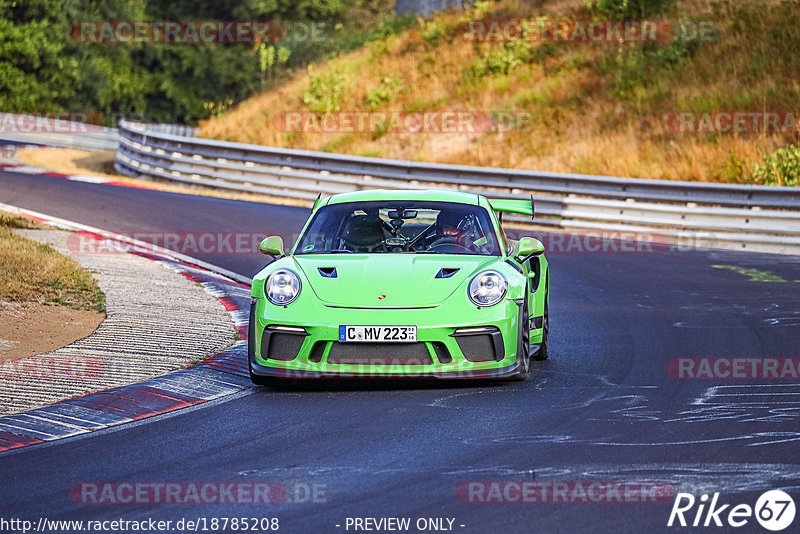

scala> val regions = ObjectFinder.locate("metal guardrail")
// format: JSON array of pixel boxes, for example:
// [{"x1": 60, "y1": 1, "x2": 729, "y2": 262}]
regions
[
  {"x1": 124, "y1": 121, "x2": 198, "y2": 138},
  {"x1": 115, "y1": 119, "x2": 800, "y2": 254}
]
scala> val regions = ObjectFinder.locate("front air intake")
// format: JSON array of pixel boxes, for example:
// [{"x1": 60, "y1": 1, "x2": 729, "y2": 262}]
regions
[
  {"x1": 261, "y1": 326, "x2": 308, "y2": 361},
  {"x1": 450, "y1": 326, "x2": 504, "y2": 362}
]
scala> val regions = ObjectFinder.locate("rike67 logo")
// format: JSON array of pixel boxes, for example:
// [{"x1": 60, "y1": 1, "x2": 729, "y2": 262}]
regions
[{"x1": 668, "y1": 490, "x2": 795, "y2": 531}]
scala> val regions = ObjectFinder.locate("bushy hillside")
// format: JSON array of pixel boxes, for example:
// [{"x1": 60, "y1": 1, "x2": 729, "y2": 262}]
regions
[{"x1": 199, "y1": 0, "x2": 800, "y2": 184}]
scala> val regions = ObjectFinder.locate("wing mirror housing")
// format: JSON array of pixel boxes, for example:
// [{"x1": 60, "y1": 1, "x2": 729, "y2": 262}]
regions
[
  {"x1": 259, "y1": 236, "x2": 284, "y2": 257},
  {"x1": 516, "y1": 237, "x2": 545, "y2": 262}
]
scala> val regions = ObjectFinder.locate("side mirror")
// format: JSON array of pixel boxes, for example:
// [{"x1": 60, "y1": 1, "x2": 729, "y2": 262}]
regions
[
  {"x1": 516, "y1": 237, "x2": 544, "y2": 262},
  {"x1": 259, "y1": 236, "x2": 284, "y2": 257}
]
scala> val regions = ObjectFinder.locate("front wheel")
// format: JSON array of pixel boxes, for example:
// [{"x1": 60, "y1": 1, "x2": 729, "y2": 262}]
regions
[{"x1": 510, "y1": 297, "x2": 530, "y2": 381}]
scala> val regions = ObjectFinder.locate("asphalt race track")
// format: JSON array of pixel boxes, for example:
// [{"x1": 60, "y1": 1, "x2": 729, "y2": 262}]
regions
[{"x1": 2, "y1": 168, "x2": 800, "y2": 532}]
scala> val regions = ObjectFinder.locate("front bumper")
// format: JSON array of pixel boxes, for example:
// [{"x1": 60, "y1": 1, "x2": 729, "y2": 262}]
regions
[
  {"x1": 248, "y1": 359, "x2": 523, "y2": 380},
  {"x1": 247, "y1": 297, "x2": 526, "y2": 380}
]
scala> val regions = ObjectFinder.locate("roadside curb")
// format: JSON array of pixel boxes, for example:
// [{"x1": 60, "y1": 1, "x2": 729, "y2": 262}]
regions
[
  {"x1": 0, "y1": 204, "x2": 254, "y2": 454},
  {"x1": 0, "y1": 144, "x2": 158, "y2": 191}
]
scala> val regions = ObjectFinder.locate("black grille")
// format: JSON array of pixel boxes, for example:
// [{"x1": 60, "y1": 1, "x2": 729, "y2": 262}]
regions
[
  {"x1": 456, "y1": 334, "x2": 496, "y2": 362},
  {"x1": 263, "y1": 332, "x2": 305, "y2": 361},
  {"x1": 308, "y1": 341, "x2": 326, "y2": 363},
  {"x1": 327, "y1": 342, "x2": 433, "y2": 365},
  {"x1": 431, "y1": 342, "x2": 452, "y2": 364}
]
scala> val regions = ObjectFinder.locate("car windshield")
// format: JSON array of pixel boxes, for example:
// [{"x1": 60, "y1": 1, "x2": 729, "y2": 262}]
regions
[{"x1": 295, "y1": 200, "x2": 501, "y2": 255}]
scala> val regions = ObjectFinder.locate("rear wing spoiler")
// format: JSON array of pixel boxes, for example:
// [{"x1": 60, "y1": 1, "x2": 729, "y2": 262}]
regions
[{"x1": 488, "y1": 195, "x2": 535, "y2": 220}]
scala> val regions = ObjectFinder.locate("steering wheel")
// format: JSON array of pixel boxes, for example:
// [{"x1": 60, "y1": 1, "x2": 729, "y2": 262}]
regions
[{"x1": 429, "y1": 236, "x2": 472, "y2": 253}]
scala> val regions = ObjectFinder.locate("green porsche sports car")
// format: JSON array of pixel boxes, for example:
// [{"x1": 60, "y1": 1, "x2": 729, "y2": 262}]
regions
[{"x1": 248, "y1": 189, "x2": 549, "y2": 383}]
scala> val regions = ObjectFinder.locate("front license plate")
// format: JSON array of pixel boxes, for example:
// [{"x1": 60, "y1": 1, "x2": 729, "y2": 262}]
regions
[{"x1": 339, "y1": 325, "x2": 417, "y2": 343}]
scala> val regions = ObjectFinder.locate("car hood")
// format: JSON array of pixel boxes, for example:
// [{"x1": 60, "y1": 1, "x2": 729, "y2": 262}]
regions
[{"x1": 293, "y1": 254, "x2": 498, "y2": 308}]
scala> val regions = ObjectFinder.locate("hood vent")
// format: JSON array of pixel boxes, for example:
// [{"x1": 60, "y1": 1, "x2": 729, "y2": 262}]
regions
[
  {"x1": 318, "y1": 267, "x2": 337, "y2": 278},
  {"x1": 435, "y1": 268, "x2": 460, "y2": 279}
]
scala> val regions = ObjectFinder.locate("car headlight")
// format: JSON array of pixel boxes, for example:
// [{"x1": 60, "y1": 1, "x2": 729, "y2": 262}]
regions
[
  {"x1": 468, "y1": 270, "x2": 507, "y2": 307},
  {"x1": 265, "y1": 269, "x2": 301, "y2": 305}
]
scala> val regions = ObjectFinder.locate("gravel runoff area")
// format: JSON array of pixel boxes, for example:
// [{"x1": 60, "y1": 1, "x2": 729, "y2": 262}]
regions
[{"x1": 0, "y1": 229, "x2": 236, "y2": 415}]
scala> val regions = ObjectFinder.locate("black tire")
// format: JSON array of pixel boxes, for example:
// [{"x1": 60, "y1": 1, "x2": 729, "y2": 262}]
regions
[
  {"x1": 533, "y1": 285, "x2": 549, "y2": 361},
  {"x1": 510, "y1": 296, "x2": 531, "y2": 381},
  {"x1": 247, "y1": 306, "x2": 264, "y2": 386}
]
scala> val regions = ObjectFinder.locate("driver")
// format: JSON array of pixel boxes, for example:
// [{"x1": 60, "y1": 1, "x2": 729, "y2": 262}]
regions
[
  {"x1": 435, "y1": 210, "x2": 466, "y2": 238},
  {"x1": 425, "y1": 209, "x2": 472, "y2": 249}
]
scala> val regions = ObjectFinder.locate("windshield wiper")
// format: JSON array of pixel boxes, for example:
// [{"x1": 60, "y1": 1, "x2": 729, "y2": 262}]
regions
[{"x1": 300, "y1": 249, "x2": 353, "y2": 254}]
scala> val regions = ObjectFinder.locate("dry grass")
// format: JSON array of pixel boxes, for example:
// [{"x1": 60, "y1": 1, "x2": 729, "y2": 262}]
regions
[
  {"x1": 199, "y1": 0, "x2": 799, "y2": 184},
  {"x1": 0, "y1": 212, "x2": 105, "y2": 311},
  {"x1": 24, "y1": 148, "x2": 122, "y2": 179}
]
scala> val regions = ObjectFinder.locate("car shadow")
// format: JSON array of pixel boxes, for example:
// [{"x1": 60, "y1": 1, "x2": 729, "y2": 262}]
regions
[{"x1": 254, "y1": 378, "x2": 517, "y2": 393}]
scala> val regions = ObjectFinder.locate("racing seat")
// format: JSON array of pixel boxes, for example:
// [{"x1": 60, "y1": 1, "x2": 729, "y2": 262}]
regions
[{"x1": 340, "y1": 214, "x2": 387, "y2": 252}]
